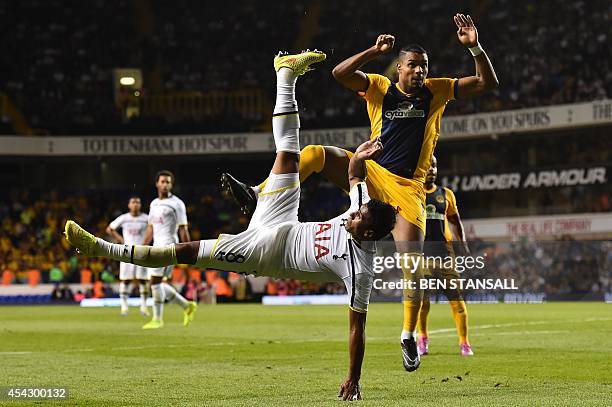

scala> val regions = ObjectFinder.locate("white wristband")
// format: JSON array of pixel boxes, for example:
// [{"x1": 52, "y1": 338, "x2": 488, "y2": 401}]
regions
[{"x1": 468, "y1": 44, "x2": 483, "y2": 57}]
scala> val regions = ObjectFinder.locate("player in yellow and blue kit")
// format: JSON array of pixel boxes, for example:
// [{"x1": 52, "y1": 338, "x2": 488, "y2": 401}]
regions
[{"x1": 418, "y1": 155, "x2": 473, "y2": 357}]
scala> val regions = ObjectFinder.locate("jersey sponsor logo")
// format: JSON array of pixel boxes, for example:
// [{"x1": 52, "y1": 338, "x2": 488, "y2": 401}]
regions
[
  {"x1": 314, "y1": 223, "x2": 332, "y2": 260},
  {"x1": 426, "y1": 204, "x2": 445, "y2": 220},
  {"x1": 332, "y1": 253, "x2": 347, "y2": 261},
  {"x1": 126, "y1": 227, "x2": 143, "y2": 236},
  {"x1": 149, "y1": 216, "x2": 165, "y2": 225},
  {"x1": 384, "y1": 101, "x2": 425, "y2": 120}
]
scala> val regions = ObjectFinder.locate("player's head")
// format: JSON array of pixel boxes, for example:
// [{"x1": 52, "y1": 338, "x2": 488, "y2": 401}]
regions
[
  {"x1": 127, "y1": 195, "x2": 141, "y2": 214},
  {"x1": 345, "y1": 199, "x2": 397, "y2": 241},
  {"x1": 426, "y1": 155, "x2": 438, "y2": 184},
  {"x1": 155, "y1": 170, "x2": 174, "y2": 197},
  {"x1": 397, "y1": 44, "x2": 428, "y2": 89}
]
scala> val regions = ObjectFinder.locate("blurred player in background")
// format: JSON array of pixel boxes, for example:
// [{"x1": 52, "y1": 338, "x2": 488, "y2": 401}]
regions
[
  {"x1": 141, "y1": 170, "x2": 196, "y2": 329},
  {"x1": 222, "y1": 14, "x2": 497, "y2": 371},
  {"x1": 65, "y1": 50, "x2": 397, "y2": 400},
  {"x1": 418, "y1": 155, "x2": 473, "y2": 357},
  {"x1": 106, "y1": 196, "x2": 150, "y2": 316}
]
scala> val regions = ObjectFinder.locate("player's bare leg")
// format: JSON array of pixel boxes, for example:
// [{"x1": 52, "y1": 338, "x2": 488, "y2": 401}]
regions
[{"x1": 393, "y1": 217, "x2": 425, "y2": 372}]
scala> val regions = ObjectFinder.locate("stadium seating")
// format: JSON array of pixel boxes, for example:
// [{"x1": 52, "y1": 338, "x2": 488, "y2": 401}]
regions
[{"x1": 0, "y1": 0, "x2": 609, "y2": 134}]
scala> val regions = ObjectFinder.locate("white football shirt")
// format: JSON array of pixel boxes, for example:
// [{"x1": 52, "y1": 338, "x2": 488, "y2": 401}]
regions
[
  {"x1": 148, "y1": 194, "x2": 188, "y2": 246},
  {"x1": 109, "y1": 213, "x2": 149, "y2": 245},
  {"x1": 284, "y1": 183, "x2": 376, "y2": 312}
]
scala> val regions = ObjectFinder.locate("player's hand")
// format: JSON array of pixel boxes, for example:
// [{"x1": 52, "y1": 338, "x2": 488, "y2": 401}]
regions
[
  {"x1": 454, "y1": 13, "x2": 479, "y2": 48},
  {"x1": 338, "y1": 378, "x2": 361, "y2": 401},
  {"x1": 354, "y1": 137, "x2": 383, "y2": 161},
  {"x1": 374, "y1": 34, "x2": 395, "y2": 54}
]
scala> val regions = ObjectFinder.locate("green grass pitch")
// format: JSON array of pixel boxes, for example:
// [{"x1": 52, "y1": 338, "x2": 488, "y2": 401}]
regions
[{"x1": 1, "y1": 302, "x2": 611, "y2": 406}]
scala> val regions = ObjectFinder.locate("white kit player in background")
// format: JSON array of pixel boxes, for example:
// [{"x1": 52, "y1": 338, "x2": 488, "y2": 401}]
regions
[
  {"x1": 65, "y1": 51, "x2": 396, "y2": 400},
  {"x1": 106, "y1": 196, "x2": 150, "y2": 316},
  {"x1": 140, "y1": 170, "x2": 197, "y2": 329}
]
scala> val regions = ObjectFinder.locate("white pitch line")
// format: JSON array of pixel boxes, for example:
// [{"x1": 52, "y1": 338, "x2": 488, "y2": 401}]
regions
[
  {"x1": 427, "y1": 317, "x2": 612, "y2": 335},
  {"x1": 0, "y1": 351, "x2": 32, "y2": 355},
  {"x1": 433, "y1": 329, "x2": 569, "y2": 339}
]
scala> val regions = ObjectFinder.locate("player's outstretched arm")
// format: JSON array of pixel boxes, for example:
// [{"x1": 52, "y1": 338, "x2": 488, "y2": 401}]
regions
[
  {"x1": 454, "y1": 13, "x2": 499, "y2": 99},
  {"x1": 332, "y1": 34, "x2": 395, "y2": 92},
  {"x1": 348, "y1": 138, "x2": 383, "y2": 189},
  {"x1": 339, "y1": 309, "x2": 366, "y2": 401}
]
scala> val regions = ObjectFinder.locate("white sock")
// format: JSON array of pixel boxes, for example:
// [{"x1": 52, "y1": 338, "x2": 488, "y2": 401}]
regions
[
  {"x1": 401, "y1": 330, "x2": 416, "y2": 341},
  {"x1": 95, "y1": 239, "x2": 176, "y2": 268},
  {"x1": 139, "y1": 283, "x2": 147, "y2": 310},
  {"x1": 274, "y1": 68, "x2": 298, "y2": 115},
  {"x1": 119, "y1": 281, "x2": 129, "y2": 311},
  {"x1": 162, "y1": 283, "x2": 189, "y2": 309},
  {"x1": 272, "y1": 68, "x2": 300, "y2": 154},
  {"x1": 151, "y1": 284, "x2": 165, "y2": 321}
]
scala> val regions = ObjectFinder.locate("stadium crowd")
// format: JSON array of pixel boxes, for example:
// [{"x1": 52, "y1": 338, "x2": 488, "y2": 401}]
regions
[
  {"x1": 0, "y1": 0, "x2": 610, "y2": 134},
  {"x1": 469, "y1": 238, "x2": 611, "y2": 297}
]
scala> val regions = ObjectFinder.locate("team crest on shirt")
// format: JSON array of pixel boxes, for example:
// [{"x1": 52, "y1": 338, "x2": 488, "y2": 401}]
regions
[
  {"x1": 384, "y1": 101, "x2": 425, "y2": 120},
  {"x1": 436, "y1": 195, "x2": 445, "y2": 204}
]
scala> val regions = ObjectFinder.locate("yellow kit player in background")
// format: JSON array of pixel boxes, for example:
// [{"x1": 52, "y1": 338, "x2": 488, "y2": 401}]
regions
[
  {"x1": 418, "y1": 155, "x2": 473, "y2": 357},
  {"x1": 222, "y1": 14, "x2": 497, "y2": 371}
]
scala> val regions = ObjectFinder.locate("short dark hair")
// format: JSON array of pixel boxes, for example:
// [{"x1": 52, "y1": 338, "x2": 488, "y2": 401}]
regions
[
  {"x1": 128, "y1": 194, "x2": 141, "y2": 201},
  {"x1": 155, "y1": 170, "x2": 174, "y2": 183},
  {"x1": 365, "y1": 199, "x2": 397, "y2": 240},
  {"x1": 399, "y1": 44, "x2": 428, "y2": 58}
]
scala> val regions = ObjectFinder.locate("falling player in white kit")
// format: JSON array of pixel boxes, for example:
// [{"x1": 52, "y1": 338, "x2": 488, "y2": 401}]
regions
[
  {"x1": 140, "y1": 170, "x2": 197, "y2": 329},
  {"x1": 64, "y1": 50, "x2": 396, "y2": 400},
  {"x1": 106, "y1": 196, "x2": 150, "y2": 316}
]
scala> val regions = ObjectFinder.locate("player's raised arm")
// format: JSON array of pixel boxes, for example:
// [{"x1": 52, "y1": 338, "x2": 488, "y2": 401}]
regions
[
  {"x1": 332, "y1": 34, "x2": 395, "y2": 92},
  {"x1": 454, "y1": 14, "x2": 499, "y2": 99},
  {"x1": 348, "y1": 138, "x2": 383, "y2": 189}
]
